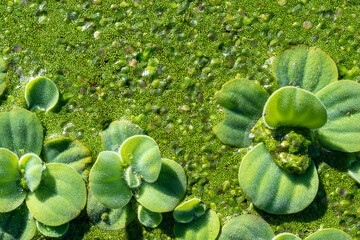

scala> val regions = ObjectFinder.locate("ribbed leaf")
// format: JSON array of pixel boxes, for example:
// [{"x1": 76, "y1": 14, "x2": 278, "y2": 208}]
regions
[
  {"x1": 348, "y1": 154, "x2": 360, "y2": 184},
  {"x1": 136, "y1": 159, "x2": 186, "y2": 213},
  {"x1": 89, "y1": 151, "x2": 132, "y2": 209},
  {"x1": 272, "y1": 45, "x2": 338, "y2": 93},
  {"x1": 316, "y1": 80, "x2": 360, "y2": 152},
  {"x1": 0, "y1": 58, "x2": 8, "y2": 96},
  {"x1": 239, "y1": 143, "x2": 319, "y2": 214},
  {"x1": 273, "y1": 233, "x2": 301, "y2": 240},
  {"x1": 0, "y1": 148, "x2": 26, "y2": 213},
  {"x1": 86, "y1": 189, "x2": 135, "y2": 231},
  {"x1": 173, "y1": 198, "x2": 206, "y2": 223},
  {"x1": 0, "y1": 205, "x2": 36, "y2": 240},
  {"x1": 218, "y1": 214, "x2": 274, "y2": 240},
  {"x1": 102, "y1": 120, "x2": 143, "y2": 152},
  {"x1": 263, "y1": 87, "x2": 327, "y2": 129},
  {"x1": 36, "y1": 221, "x2": 69, "y2": 238},
  {"x1": 42, "y1": 138, "x2": 92, "y2": 181},
  {"x1": 25, "y1": 77, "x2": 59, "y2": 112},
  {"x1": 174, "y1": 210, "x2": 220, "y2": 240},
  {"x1": 304, "y1": 229, "x2": 352, "y2": 240},
  {"x1": 19, "y1": 153, "x2": 43, "y2": 192},
  {"x1": 213, "y1": 79, "x2": 269, "y2": 147},
  {"x1": 137, "y1": 205, "x2": 162, "y2": 228},
  {"x1": 0, "y1": 108, "x2": 43, "y2": 157},
  {"x1": 26, "y1": 163, "x2": 86, "y2": 226},
  {"x1": 119, "y1": 135, "x2": 161, "y2": 183}
]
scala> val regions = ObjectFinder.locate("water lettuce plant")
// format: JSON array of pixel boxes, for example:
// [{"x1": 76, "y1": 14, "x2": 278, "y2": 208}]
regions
[
  {"x1": 88, "y1": 120, "x2": 187, "y2": 230},
  {"x1": 0, "y1": 57, "x2": 7, "y2": 96},
  {"x1": 173, "y1": 198, "x2": 220, "y2": 240},
  {"x1": 25, "y1": 77, "x2": 59, "y2": 112},
  {"x1": 214, "y1": 45, "x2": 360, "y2": 214},
  {"x1": 0, "y1": 108, "x2": 90, "y2": 239}
]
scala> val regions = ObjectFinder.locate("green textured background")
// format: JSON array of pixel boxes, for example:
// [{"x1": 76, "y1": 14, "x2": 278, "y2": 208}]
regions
[{"x1": 1, "y1": 0, "x2": 360, "y2": 239}]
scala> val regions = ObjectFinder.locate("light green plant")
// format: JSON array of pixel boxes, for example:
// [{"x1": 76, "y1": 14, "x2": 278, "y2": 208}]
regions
[{"x1": 25, "y1": 77, "x2": 59, "y2": 112}]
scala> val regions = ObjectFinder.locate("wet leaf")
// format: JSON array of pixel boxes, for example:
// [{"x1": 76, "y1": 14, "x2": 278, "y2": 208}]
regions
[
  {"x1": 19, "y1": 153, "x2": 43, "y2": 192},
  {"x1": 136, "y1": 159, "x2": 186, "y2": 213},
  {"x1": 316, "y1": 80, "x2": 360, "y2": 152},
  {"x1": 26, "y1": 163, "x2": 86, "y2": 226},
  {"x1": 304, "y1": 229, "x2": 352, "y2": 240},
  {"x1": 36, "y1": 221, "x2": 69, "y2": 238},
  {"x1": 137, "y1": 205, "x2": 162, "y2": 228},
  {"x1": 239, "y1": 143, "x2": 318, "y2": 214},
  {"x1": 25, "y1": 77, "x2": 59, "y2": 112},
  {"x1": 89, "y1": 151, "x2": 132, "y2": 209},
  {"x1": 272, "y1": 45, "x2": 338, "y2": 93},
  {"x1": 213, "y1": 79, "x2": 269, "y2": 147},
  {"x1": 263, "y1": 87, "x2": 327, "y2": 129}
]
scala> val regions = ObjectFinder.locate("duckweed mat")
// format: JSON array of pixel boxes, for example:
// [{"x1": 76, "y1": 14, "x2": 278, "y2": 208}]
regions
[{"x1": 1, "y1": 0, "x2": 360, "y2": 239}]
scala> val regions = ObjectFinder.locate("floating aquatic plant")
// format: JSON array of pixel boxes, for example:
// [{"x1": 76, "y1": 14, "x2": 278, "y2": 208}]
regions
[
  {"x1": 88, "y1": 120, "x2": 187, "y2": 230},
  {"x1": 214, "y1": 45, "x2": 360, "y2": 214},
  {"x1": 0, "y1": 57, "x2": 7, "y2": 96},
  {"x1": 0, "y1": 108, "x2": 90, "y2": 239},
  {"x1": 173, "y1": 198, "x2": 220, "y2": 240},
  {"x1": 25, "y1": 77, "x2": 59, "y2": 112}
]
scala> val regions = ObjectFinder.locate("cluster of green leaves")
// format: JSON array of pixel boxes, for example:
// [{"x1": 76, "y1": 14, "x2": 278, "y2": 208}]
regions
[
  {"x1": 0, "y1": 109, "x2": 90, "y2": 239},
  {"x1": 88, "y1": 120, "x2": 187, "y2": 230},
  {"x1": 214, "y1": 45, "x2": 360, "y2": 215}
]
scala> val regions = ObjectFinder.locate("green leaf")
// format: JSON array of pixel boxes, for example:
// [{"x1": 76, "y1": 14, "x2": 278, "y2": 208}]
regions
[
  {"x1": 263, "y1": 87, "x2": 327, "y2": 129},
  {"x1": 273, "y1": 233, "x2": 301, "y2": 240},
  {"x1": 316, "y1": 80, "x2": 360, "y2": 152},
  {"x1": 173, "y1": 198, "x2": 206, "y2": 223},
  {"x1": 174, "y1": 210, "x2": 220, "y2": 240},
  {"x1": 25, "y1": 77, "x2": 59, "y2": 112},
  {"x1": 218, "y1": 214, "x2": 275, "y2": 240},
  {"x1": 138, "y1": 205, "x2": 162, "y2": 228},
  {"x1": 0, "y1": 205, "x2": 36, "y2": 240},
  {"x1": 42, "y1": 138, "x2": 92, "y2": 181},
  {"x1": 36, "y1": 221, "x2": 69, "y2": 238},
  {"x1": 239, "y1": 143, "x2": 319, "y2": 214},
  {"x1": 124, "y1": 166, "x2": 142, "y2": 188},
  {"x1": 304, "y1": 229, "x2": 352, "y2": 240},
  {"x1": 19, "y1": 153, "x2": 43, "y2": 192},
  {"x1": 0, "y1": 58, "x2": 8, "y2": 96},
  {"x1": 86, "y1": 189, "x2": 135, "y2": 231},
  {"x1": 213, "y1": 79, "x2": 269, "y2": 147},
  {"x1": 136, "y1": 158, "x2": 187, "y2": 213},
  {"x1": 119, "y1": 135, "x2": 161, "y2": 183},
  {"x1": 89, "y1": 151, "x2": 132, "y2": 209},
  {"x1": 348, "y1": 154, "x2": 360, "y2": 184},
  {"x1": 102, "y1": 120, "x2": 143, "y2": 152},
  {"x1": 272, "y1": 45, "x2": 338, "y2": 93},
  {"x1": 26, "y1": 163, "x2": 86, "y2": 226},
  {"x1": 0, "y1": 148, "x2": 26, "y2": 213},
  {"x1": 0, "y1": 108, "x2": 43, "y2": 157}
]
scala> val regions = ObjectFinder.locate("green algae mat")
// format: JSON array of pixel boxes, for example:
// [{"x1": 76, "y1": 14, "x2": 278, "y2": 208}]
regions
[{"x1": 1, "y1": 0, "x2": 360, "y2": 239}]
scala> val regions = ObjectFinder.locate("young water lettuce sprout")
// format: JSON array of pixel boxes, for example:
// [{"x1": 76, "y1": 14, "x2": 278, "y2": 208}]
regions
[
  {"x1": 0, "y1": 108, "x2": 90, "y2": 239},
  {"x1": 272, "y1": 229, "x2": 352, "y2": 240},
  {"x1": 88, "y1": 120, "x2": 187, "y2": 230},
  {"x1": 0, "y1": 57, "x2": 8, "y2": 96},
  {"x1": 214, "y1": 45, "x2": 360, "y2": 214},
  {"x1": 25, "y1": 77, "x2": 59, "y2": 112},
  {"x1": 173, "y1": 198, "x2": 220, "y2": 240}
]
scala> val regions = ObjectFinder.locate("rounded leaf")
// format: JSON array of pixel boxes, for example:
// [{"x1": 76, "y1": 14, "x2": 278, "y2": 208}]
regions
[
  {"x1": 0, "y1": 57, "x2": 8, "y2": 96},
  {"x1": 213, "y1": 79, "x2": 269, "y2": 147},
  {"x1": 0, "y1": 205, "x2": 36, "y2": 240},
  {"x1": 304, "y1": 229, "x2": 352, "y2": 240},
  {"x1": 120, "y1": 135, "x2": 161, "y2": 183},
  {"x1": 219, "y1": 214, "x2": 275, "y2": 240},
  {"x1": 0, "y1": 108, "x2": 43, "y2": 157},
  {"x1": 138, "y1": 205, "x2": 163, "y2": 228},
  {"x1": 36, "y1": 221, "x2": 69, "y2": 238},
  {"x1": 348, "y1": 154, "x2": 360, "y2": 184},
  {"x1": 174, "y1": 210, "x2": 220, "y2": 240},
  {"x1": 0, "y1": 148, "x2": 26, "y2": 213},
  {"x1": 263, "y1": 87, "x2": 327, "y2": 129},
  {"x1": 102, "y1": 120, "x2": 143, "y2": 152},
  {"x1": 239, "y1": 143, "x2": 319, "y2": 214},
  {"x1": 19, "y1": 153, "x2": 43, "y2": 192},
  {"x1": 316, "y1": 80, "x2": 360, "y2": 152},
  {"x1": 173, "y1": 198, "x2": 206, "y2": 223},
  {"x1": 42, "y1": 138, "x2": 92, "y2": 180},
  {"x1": 26, "y1": 163, "x2": 86, "y2": 226},
  {"x1": 25, "y1": 77, "x2": 59, "y2": 112},
  {"x1": 89, "y1": 151, "x2": 132, "y2": 209},
  {"x1": 86, "y1": 189, "x2": 135, "y2": 231},
  {"x1": 273, "y1": 233, "x2": 301, "y2": 240},
  {"x1": 136, "y1": 158, "x2": 187, "y2": 213},
  {"x1": 272, "y1": 45, "x2": 338, "y2": 93}
]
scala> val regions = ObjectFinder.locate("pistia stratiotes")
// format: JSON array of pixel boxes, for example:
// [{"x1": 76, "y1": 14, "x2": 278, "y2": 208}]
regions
[
  {"x1": 214, "y1": 45, "x2": 360, "y2": 214},
  {"x1": 0, "y1": 108, "x2": 91, "y2": 240},
  {"x1": 88, "y1": 120, "x2": 187, "y2": 230}
]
